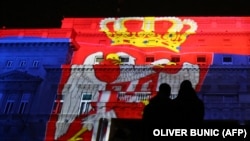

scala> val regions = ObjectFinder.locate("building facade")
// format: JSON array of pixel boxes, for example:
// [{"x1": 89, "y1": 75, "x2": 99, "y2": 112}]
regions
[
  {"x1": 0, "y1": 29, "x2": 75, "y2": 140},
  {"x1": 0, "y1": 17, "x2": 250, "y2": 141}
]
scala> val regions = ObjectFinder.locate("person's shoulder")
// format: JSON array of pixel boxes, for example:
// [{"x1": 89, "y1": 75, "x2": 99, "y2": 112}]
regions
[
  {"x1": 148, "y1": 96, "x2": 160, "y2": 103},
  {"x1": 192, "y1": 98, "x2": 203, "y2": 104},
  {"x1": 199, "y1": 99, "x2": 205, "y2": 107},
  {"x1": 197, "y1": 98, "x2": 204, "y2": 104},
  {"x1": 144, "y1": 100, "x2": 156, "y2": 109},
  {"x1": 193, "y1": 98, "x2": 204, "y2": 109},
  {"x1": 144, "y1": 103, "x2": 152, "y2": 109}
]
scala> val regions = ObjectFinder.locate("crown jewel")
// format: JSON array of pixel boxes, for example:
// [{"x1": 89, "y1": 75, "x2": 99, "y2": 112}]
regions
[{"x1": 100, "y1": 17, "x2": 197, "y2": 52}]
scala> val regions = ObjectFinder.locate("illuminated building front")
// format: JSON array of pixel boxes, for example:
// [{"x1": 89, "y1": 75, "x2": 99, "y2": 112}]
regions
[{"x1": 0, "y1": 17, "x2": 250, "y2": 141}]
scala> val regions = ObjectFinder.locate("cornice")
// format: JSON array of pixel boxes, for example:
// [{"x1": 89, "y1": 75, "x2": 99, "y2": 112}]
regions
[
  {"x1": 0, "y1": 28, "x2": 74, "y2": 38},
  {"x1": 0, "y1": 70, "x2": 43, "y2": 82},
  {"x1": 0, "y1": 41, "x2": 70, "y2": 47},
  {"x1": 74, "y1": 32, "x2": 250, "y2": 37},
  {"x1": 59, "y1": 65, "x2": 250, "y2": 71}
]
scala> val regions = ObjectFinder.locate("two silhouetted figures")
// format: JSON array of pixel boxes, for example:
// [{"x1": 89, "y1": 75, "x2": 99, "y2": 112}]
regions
[
  {"x1": 110, "y1": 80, "x2": 204, "y2": 141},
  {"x1": 142, "y1": 80, "x2": 205, "y2": 128}
]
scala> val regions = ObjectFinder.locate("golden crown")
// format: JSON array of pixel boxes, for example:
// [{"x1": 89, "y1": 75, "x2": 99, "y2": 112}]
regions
[{"x1": 100, "y1": 17, "x2": 197, "y2": 52}]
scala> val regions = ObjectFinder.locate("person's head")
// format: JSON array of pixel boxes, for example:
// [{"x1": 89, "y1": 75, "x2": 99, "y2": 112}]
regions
[
  {"x1": 177, "y1": 80, "x2": 197, "y2": 100},
  {"x1": 180, "y1": 80, "x2": 193, "y2": 90},
  {"x1": 158, "y1": 83, "x2": 171, "y2": 98}
]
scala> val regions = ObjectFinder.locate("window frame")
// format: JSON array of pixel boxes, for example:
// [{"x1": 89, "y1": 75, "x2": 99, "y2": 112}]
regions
[
  {"x1": 222, "y1": 56, "x2": 233, "y2": 64},
  {"x1": 94, "y1": 56, "x2": 104, "y2": 64},
  {"x1": 53, "y1": 94, "x2": 64, "y2": 114},
  {"x1": 119, "y1": 56, "x2": 129, "y2": 63},
  {"x1": 78, "y1": 92, "x2": 92, "y2": 115},
  {"x1": 197, "y1": 56, "x2": 206, "y2": 63},
  {"x1": 6, "y1": 60, "x2": 13, "y2": 67},
  {"x1": 171, "y1": 56, "x2": 180, "y2": 63},
  {"x1": 32, "y1": 60, "x2": 39, "y2": 67},
  {"x1": 20, "y1": 60, "x2": 26, "y2": 67},
  {"x1": 145, "y1": 56, "x2": 154, "y2": 62},
  {"x1": 4, "y1": 101, "x2": 15, "y2": 114},
  {"x1": 18, "y1": 93, "x2": 31, "y2": 114}
]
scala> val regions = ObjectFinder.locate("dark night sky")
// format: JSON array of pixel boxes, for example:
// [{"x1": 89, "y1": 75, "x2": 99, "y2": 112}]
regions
[{"x1": 0, "y1": 0, "x2": 249, "y2": 28}]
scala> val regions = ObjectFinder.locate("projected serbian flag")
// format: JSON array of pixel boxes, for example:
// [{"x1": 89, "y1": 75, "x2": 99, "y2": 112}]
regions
[{"x1": 45, "y1": 17, "x2": 250, "y2": 141}]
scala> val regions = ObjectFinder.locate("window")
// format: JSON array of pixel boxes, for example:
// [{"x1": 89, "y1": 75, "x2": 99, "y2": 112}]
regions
[
  {"x1": 203, "y1": 95, "x2": 223, "y2": 103},
  {"x1": 53, "y1": 94, "x2": 64, "y2": 114},
  {"x1": 20, "y1": 61, "x2": 26, "y2": 67},
  {"x1": 223, "y1": 95, "x2": 238, "y2": 103},
  {"x1": 118, "y1": 92, "x2": 151, "y2": 102},
  {"x1": 145, "y1": 57, "x2": 154, "y2": 62},
  {"x1": 6, "y1": 60, "x2": 13, "y2": 67},
  {"x1": 94, "y1": 56, "x2": 104, "y2": 64},
  {"x1": 120, "y1": 56, "x2": 129, "y2": 63},
  {"x1": 112, "y1": 86, "x2": 122, "y2": 91},
  {"x1": 218, "y1": 84, "x2": 239, "y2": 91},
  {"x1": 4, "y1": 94, "x2": 18, "y2": 114},
  {"x1": 223, "y1": 56, "x2": 232, "y2": 64},
  {"x1": 18, "y1": 102, "x2": 28, "y2": 114},
  {"x1": 204, "y1": 94, "x2": 238, "y2": 103},
  {"x1": 171, "y1": 56, "x2": 180, "y2": 63},
  {"x1": 78, "y1": 93, "x2": 92, "y2": 115},
  {"x1": 197, "y1": 56, "x2": 206, "y2": 63},
  {"x1": 32, "y1": 60, "x2": 39, "y2": 67},
  {"x1": 18, "y1": 93, "x2": 31, "y2": 114},
  {"x1": 135, "y1": 92, "x2": 151, "y2": 101},
  {"x1": 4, "y1": 101, "x2": 14, "y2": 114}
]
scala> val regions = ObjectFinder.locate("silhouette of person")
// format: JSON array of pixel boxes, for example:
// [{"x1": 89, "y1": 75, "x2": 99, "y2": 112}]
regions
[
  {"x1": 173, "y1": 80, "x2": 205, "y2": 128},
  {"x1": 142, "y1": 83, "x2": 177, "y2": 141},
  {"x1": 142, "y1": 83, "x2": 173, "y2": 128}
]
